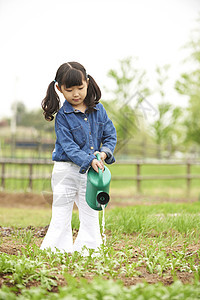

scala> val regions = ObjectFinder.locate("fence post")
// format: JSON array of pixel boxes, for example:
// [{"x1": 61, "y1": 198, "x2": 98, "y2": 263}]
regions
[
  {"x1": 186, "y1": 162, "x2": 191, "y2": 197},
  {"x1": 136, "y1": 161, "x2": 141, "y2": 193},
  {"x1": 1, "y1": 163, "x2": 5, "y2": 190},
  {"x1": 28, "y1": 163, "x2": 33, "y2": 191}
]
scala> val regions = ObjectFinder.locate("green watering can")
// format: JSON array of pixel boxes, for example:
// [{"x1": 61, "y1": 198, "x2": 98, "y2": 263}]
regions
[{"x1": 86, "y1": 153, "x2": 111, "y2": 211}]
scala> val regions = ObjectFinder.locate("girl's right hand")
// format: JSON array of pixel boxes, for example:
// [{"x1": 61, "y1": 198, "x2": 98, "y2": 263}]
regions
[{"x1": 91, "y1": 158, "x2": 104, "y2": 173}]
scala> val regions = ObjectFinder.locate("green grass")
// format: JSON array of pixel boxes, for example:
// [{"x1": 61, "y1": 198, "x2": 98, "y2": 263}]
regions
[
  {"x1": 110, "y1": 163, "x2": 200, "y2": 187},
  {"x1": 1, "y1": 276, "x2": 200, "y2": 299},
  {"x1": 0, "y1": 207, "x2": 52, "y2": 227},
  {"x1": 0, "y1": 146, "x2": 52, "y2": 159},
  {"x1": 0, "y1": 207, "x2": 80, "y2": 229},
  {"x1": 109, "y1": 164, "x2": 200, "y2": 198},
  {"x1": 1, "y1": 202, "x2": 200, "y2": 229}
]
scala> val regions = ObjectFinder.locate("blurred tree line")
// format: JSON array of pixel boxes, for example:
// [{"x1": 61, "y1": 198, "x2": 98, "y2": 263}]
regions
[
  {"x1": 10, "y1": 102, "x2": 55, "y2": 138},
  {"x1": 102, "y1": 16, "x2": 200, "y2": 158},
  {"x1": 1, "y1": 17, "x2": 200, "y2": 159},
  {"x1": 175, "y1": 16, "x2": 200, "y2": 148}
]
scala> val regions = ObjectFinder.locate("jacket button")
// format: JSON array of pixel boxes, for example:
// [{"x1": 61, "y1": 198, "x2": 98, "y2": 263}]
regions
[
  {"x1": 90, "y1": 146, "x2": 94, "y2": 150},
  {"x1": 84, "y1": 118, "x2": 87, "y2": 121}
]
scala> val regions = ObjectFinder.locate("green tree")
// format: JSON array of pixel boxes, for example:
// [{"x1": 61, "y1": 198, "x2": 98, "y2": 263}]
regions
[
  {"x1": 151, "y1": 103, "x2": 182, "y2": 158},
  {"x1": 175, "y1": 16, "x2": 200, "y2": 147},
  {"x1": 104, "y1": 57, "x2": 151, "y2": 155},
  {"x1": 151, "y1": 65, "x2": 183, "y2": 158},
  {"x1": 106, "y1": 56, "x2": 150, "y2": 103}
]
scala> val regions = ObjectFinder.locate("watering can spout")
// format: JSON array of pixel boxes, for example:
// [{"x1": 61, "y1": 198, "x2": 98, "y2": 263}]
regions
[
  {"x1": 86, "y1": 154, "x2": 111, "y2": 211},
  {"x1": 97, "y1": 191, "x2": 110, "y2": 205}
]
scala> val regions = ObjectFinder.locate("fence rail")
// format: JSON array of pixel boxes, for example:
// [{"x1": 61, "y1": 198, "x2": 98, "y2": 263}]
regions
[{"x1": 0, "y1": 158, "x2": 200, "y2": 194}]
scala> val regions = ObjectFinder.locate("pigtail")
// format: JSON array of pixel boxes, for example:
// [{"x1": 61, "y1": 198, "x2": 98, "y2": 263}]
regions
[
  {"x1": 85, "y1": 74, "x2": 101, "y2": 112},
  {"x1": 41, "y1": 81, "x2": 60, "y2": 121}
]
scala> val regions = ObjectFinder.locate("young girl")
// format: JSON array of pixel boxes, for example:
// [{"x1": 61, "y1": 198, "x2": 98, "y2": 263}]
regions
[{"x1": 40, "y1": 62, "x2": 117, "y2": 254}]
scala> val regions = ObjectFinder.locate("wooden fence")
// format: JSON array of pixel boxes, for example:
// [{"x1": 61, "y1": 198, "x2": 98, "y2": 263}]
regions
[{"x1": 0, "y1": 158, "x2": 200, "y2": 194}]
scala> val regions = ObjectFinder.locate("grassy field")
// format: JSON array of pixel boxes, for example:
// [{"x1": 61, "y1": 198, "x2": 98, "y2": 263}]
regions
[{"x1": 1, "y1": 202, "x2": 200, "y2": 299}]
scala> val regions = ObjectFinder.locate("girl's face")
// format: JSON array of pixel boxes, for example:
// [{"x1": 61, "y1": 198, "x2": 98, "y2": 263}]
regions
[{"x1": 57, "y1": 79, "x2": 89, "y2": 109}]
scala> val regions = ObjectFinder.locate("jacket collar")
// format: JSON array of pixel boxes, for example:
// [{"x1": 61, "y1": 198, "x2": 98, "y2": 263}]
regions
[
  {"x1": 63, "y1": 100, "x2": 99, "y2": 114},
  {"x1": 63, "y1": 100, "x2": 75, "y2": 113}
]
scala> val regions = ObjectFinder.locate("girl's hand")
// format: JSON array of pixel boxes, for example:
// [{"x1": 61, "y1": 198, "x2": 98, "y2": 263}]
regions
[
  {"x1": 91, "y1": 158, "x2": 104, "y2": 173},
  {"x1": 94, "y1": 151, "x2": 107, "y2": 161}
]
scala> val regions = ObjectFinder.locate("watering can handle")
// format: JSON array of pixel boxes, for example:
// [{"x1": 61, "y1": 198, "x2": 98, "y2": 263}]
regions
[
  {"x1": 95, "y1": 153, "x2": 103, "y2": 184},
  {"x1": 96, "y1": 153, "x2": 101, "y2": 161}
]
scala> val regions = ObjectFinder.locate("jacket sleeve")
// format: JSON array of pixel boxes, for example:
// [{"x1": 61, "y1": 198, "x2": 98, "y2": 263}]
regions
[
  {"x1": 55, "y1": 114, "x2": 96, "y2": 174},
  {"x1": 100, "y1": 106, "x2": 117, "y2": 164}
]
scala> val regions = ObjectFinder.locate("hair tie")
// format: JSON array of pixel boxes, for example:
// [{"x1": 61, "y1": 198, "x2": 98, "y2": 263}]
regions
[{"x1": 53, "y1": 80, "x2": 56, "y2": 83}]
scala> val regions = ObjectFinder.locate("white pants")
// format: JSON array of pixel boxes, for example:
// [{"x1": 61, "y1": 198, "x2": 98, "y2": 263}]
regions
[{"x1": 40, "y1": 162, "x2": 102, "y2": 253}]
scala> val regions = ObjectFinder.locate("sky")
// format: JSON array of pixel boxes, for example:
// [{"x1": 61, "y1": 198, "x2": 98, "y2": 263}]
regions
[{"x1": 0, "y1": 0, "x2": 199, "y2": 120}]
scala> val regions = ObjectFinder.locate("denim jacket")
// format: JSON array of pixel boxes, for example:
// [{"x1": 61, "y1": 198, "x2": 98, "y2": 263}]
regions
[{"x1": 52, "y1": 100, "x2": 117, "y2": 173}]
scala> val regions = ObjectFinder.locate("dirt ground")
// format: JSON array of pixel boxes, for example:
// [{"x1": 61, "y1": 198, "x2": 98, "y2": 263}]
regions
[{"x1": 0, "y1": 192, "x2": 196, "y2": 209}]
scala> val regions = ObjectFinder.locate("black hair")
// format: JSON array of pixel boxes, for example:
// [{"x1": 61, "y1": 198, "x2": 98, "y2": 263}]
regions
[{"x1": 41, "y1": 62, "x2": 101, "y2": 121}]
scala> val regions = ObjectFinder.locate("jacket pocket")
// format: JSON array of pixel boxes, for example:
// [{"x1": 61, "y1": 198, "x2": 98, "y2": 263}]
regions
[
  {"x1": 70, "y1": 125, "x2": 86, "y2": 148},
  {"x1": 95, "y1": 122, "x2": 104, "y2": 140}
]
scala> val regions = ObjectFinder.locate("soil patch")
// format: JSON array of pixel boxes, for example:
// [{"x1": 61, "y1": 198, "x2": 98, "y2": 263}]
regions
[{"x1": 0, "y1": 192, "x2": 196, "y2": 209}]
